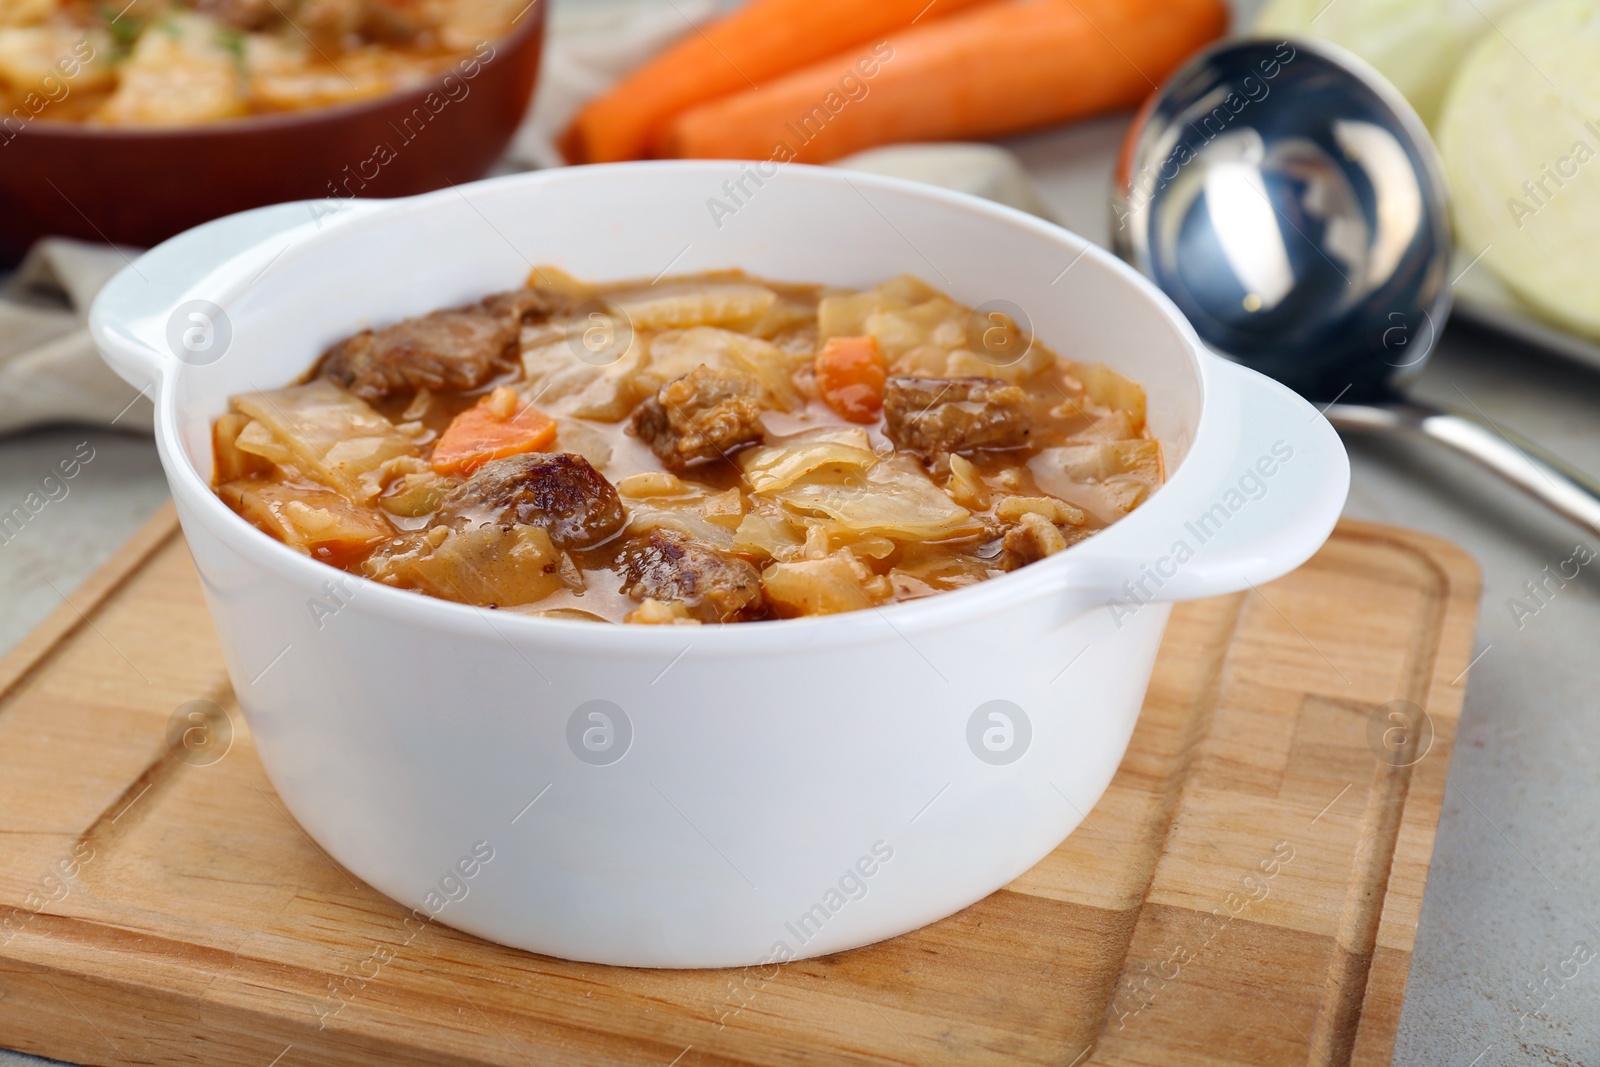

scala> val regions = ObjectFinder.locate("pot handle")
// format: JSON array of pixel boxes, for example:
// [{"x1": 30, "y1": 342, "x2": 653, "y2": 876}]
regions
[
  {"x1": 1052, "y1": 354, "x2": 1349, "y2": 608},
  {"x1": 89, "y1": 199, "x2": 385, "y2": 392}
]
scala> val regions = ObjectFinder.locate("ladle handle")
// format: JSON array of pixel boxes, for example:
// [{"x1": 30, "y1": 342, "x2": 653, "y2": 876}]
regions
[{"x1": 1327, "y1": 400, "x2": 1600, "y2": 537}]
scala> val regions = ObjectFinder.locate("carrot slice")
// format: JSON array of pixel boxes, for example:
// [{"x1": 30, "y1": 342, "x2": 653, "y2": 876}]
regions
[
  {"x1": 657, "y1": 0, "x2": 1228, "y2": 164},
  {"x1": 815, "y1": 335, "x2": 888, "y2": 423},
  {"x1": 431, "y1": 387, "x2": 557, "y2": 476},
  {"x1": 559, "y1": 0, "x2": 993, "y2": 164}
]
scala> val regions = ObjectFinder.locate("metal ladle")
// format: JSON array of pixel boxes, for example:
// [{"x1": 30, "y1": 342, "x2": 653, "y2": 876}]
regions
[{"x1": 1112, "y1": 37, "x2": 1600, "y2": 536}]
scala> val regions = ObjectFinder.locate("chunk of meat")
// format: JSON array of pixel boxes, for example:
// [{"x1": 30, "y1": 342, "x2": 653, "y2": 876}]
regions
[
  {"x1": 319, "y1": 288, "x2": 567, "y2": 401},
  {"x1": 192, "y1": 0, "x2": 280, "y2": 30},
  {"x1": 481, "y1": 288, "x2": 565, "y2": 321},
  {"x1": 619, "y1": 529, "x2": 765, "y2": 622},
  {"x1": 431, "y1": 452, "x2": 625, "y2": 549},
  {"x1": 881, "y1": 376, "x2": 1032, "y2": 459},
  {"x1": 1000, "y1": 513, "x2": 1091, "y2": 571},
  {"x1": 630, "y1": 365, "x2": 765, "y2": 470}
]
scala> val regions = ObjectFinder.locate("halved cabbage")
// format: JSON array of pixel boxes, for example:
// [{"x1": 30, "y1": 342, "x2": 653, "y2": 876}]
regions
[
  {"x1": 232, "y1": 380, "x2": 416, "y2": 502},
  {"x1": 1438, "y1": 0, "x2": 1600, "y2": 337},
  {"x1": 1254, "y1": 0, "x2": 1522, "y2": 127}
]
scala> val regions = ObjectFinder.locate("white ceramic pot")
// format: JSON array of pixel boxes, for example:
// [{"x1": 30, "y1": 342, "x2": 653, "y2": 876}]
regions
[{"x1": 90, "y1": 163, "x2": 1348, "y2": 968}]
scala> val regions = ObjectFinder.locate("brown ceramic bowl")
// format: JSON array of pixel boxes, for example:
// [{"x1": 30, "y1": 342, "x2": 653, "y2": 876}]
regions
[{"x1": 0, "y1": 5, "x2": 546, "y2": 263}]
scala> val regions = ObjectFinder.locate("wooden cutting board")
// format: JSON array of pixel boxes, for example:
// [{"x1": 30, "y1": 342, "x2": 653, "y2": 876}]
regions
[{"x1": 0, "y1": 507, "x2": 1480, "y2": 1067}]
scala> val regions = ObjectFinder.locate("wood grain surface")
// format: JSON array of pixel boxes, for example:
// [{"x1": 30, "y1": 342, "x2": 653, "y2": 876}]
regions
[{"x1": 0, "y1": 507, "x2": 1481, "y2": 1066}]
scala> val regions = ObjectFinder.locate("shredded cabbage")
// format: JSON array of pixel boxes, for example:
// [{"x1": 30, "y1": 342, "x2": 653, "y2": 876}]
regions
[
  {"x1": 611, "y1": 283, "x2": 777, "y2": 330},
  {"x1": 364, "y1": 525, "x2": 577, "y2": 607},
  {"x1": 773, "y1": 457, "x2": 979, "y2": 542},
  {"x1": 822, "y1": 274, "x2": 1050, "y2": 381},
  {"x1": 1030, "y1": 440, "x2": 1163, "y2": 519},
  {"x1": 762, "y1": 552, "x2": 889, "y2": 616},
  {"x1": 218, "y1": 479, "x2": 392, "y2": 562},
  {"x1": 739, "y1": 428, "x2": 879, "y2": 494},
  {"x1": 732, "y1": 503, "x2": 805, "y2": 560},
  {"x1": 644, "y1": 326, "x2": 804, "y2": 410},
  {"x1": 520, "y1": 317, "x2": 649, "y2": 421},
  {"x1": 1074, "y1": 362, "x2": 1147, "y2": 429},
  {"x1": 624, "y1": 497, "x2": 738, "y2": 549},
  {"x1": 232, "y1": 380, "x2": 415, "y2": 502}
]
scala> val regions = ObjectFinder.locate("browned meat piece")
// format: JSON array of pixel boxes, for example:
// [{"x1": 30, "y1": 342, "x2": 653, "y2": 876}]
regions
[
  {"x1": 354, "y1": 0, "x2": 420, "y2": 41},
  {"x1": 1000, "y1": 513, "x2": 1091, "y2": 571},
  {"x1": 630, "y1": 365, "x2": 765, "y2": 470},
  {"x1": 319, "y1": 288, "x2": 566, "y2": 401},
  {"x1": 881, "y1": 377, "x2": 1032, "y2": 460},
  {"x1": 481, "y1": 288, "x2": 565, "y2": 320},
  {"x1": 192, "y1": 0, "x2": 280, "y2": 29},
  {"x1": 431, "y1": 453, "x2": 625, "y2": 549},
  {"x1": 619, "y1": 529, "x2": 765, "y2": 622}
]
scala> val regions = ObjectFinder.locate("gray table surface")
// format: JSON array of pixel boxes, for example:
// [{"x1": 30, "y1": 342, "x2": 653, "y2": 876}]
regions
[{"x1": 4, "y1": 120, "x2": 1600, "y2": 1067}]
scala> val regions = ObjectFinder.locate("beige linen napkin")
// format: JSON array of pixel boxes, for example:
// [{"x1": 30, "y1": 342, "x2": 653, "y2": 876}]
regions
[
  {"x1": 0, "y1": 239, "x2": 152, "y2": 434},
  {"x1": 0, "y1": 0, "x2": 1055, "y2": 437}
]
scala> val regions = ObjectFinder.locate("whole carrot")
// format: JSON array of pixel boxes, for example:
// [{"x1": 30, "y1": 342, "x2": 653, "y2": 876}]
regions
[
  {"x1": 560, "y1": 0, "x2": 994, "y2": 164},
  {"x1": 657, "y1": 0, "x2": 1228, "y2": 165}
]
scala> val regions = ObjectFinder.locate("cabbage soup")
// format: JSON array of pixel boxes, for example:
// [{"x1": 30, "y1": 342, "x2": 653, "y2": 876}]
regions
[{"x1": 210, "y1": 270, "x2": 1164, "y2": 623}]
